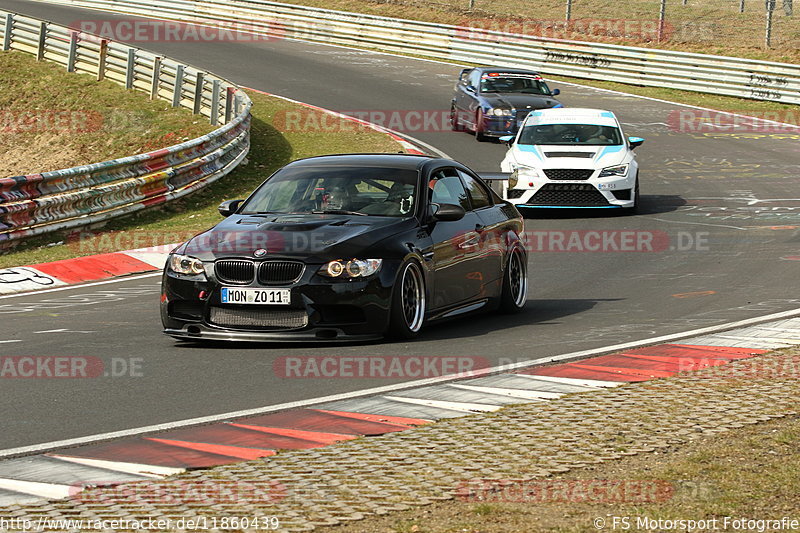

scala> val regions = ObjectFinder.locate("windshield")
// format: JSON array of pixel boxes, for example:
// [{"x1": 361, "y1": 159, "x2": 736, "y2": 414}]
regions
[
  {"x1": 518, "y1": 123, "x2": 623, "y2": 145},
  {"x1": 240, "y1": 165, "x2": 419, "y2": 217},
  {"x1": 480, "y1": 75, "x2": 551, "y2": 95}
]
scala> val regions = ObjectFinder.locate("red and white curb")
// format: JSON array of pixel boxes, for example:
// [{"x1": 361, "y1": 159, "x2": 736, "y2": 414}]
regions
[
  {"x1": 0, "y1": 316, "x2": 798, "y2": 507},
  {"x1": 0, "y1": 247, "x2": 171, "y2": 296}
]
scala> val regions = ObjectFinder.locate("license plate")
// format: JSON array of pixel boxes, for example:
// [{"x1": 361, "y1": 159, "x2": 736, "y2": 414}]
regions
[
  {"x1": 221, "y1": 287, "x2": 291, "y2": 305},
  {"x1": 597, "y1": 183, "x2": 618, "y2": 190}
]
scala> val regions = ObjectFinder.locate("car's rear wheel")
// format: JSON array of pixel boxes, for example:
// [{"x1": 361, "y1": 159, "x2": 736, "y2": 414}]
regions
[
  {"x1": 387, "y1": 260, "x2": 426, "y2": 339},
  {"x1": 450, "y1": 104, "x2": 464, "y2": 131},
  {"x1": 499, "y1": 247, "x2": 527, "y2": 313},
  {"x1": 475, "y1": 109, "x2": 489, "y2": 142}
]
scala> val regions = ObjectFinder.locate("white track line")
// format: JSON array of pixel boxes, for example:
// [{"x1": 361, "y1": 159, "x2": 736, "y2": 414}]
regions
[
  {"x1": 2, "y1": 306, "x2": 799, "y2": 459},
  {"x1": 0, "y1": 272, "x2": 161, "y2": 300}
]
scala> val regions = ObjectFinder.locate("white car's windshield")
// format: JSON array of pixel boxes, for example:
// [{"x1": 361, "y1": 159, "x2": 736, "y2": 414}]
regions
[{"x1": 518, "y1": 123, "x2": 623, "y2": 145}]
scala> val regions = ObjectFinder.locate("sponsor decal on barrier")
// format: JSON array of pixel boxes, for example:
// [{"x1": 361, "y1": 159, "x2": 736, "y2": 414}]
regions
[
  {"x1": 0, "y1": 356, "x2": 143, "y2": 378},
  {"x1": 71, "y1": 19, "x2": 286, "y2": 42},
  {"x1": 668, "y1": 110, "x2": 800, "y2": 133},
  {"x1": 274, "y1": 356, "x2": 490, "y2": 378}
]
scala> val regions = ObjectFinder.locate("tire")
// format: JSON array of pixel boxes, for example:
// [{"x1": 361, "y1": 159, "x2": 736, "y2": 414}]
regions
[
  {"x1": 450, "y1": 105, "x2": 464, "y2": 132},
  {"x1": 624, "y1": 177, "x2": 640, "y2": 215},
  {"x1": 386, "y1": 260, "x2": 426, "y2": 339},
  {"x1": 499, "y1": 247, "x2": 527, "y2": 313},
  {"x1": 475, "y1": 109, "x2": 489, "y2": 142}
]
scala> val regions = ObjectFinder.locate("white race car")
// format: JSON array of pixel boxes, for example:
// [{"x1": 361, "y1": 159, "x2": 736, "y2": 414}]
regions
[{"x1": 499, "y1": 108, "x2": 644, "y2": 213}]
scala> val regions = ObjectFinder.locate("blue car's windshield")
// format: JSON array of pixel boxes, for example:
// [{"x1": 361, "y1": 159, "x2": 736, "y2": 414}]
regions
[
  {"x1": 240, "y1": 165, "x2": 419, "y2": 217},
  {"x1": 518, "y1": 123, "x2": 623, "y2": 145},
  {"x1": 480, "y1": 76, "x2": 551, "y2": 95}
]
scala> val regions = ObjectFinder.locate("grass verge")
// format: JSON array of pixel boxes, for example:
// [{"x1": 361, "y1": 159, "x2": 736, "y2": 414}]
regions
[
  {"x1": 0, "y1": 50, "x2": 213, "y2": 177},
  {"x1": 324, "y1": 413, "x2": 800, "y2": 532},
  {"x1": 0, "y1": 89, "x2": 405, "y2": 268}
]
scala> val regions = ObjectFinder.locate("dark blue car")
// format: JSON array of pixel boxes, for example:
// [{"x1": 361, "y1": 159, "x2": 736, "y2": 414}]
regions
[{"x1": 450, "y1": 67, "x2": 563, "y2": 142}]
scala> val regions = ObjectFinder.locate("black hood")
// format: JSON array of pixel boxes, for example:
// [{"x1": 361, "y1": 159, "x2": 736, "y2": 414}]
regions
[
  {"x1": 181, "y1": 214, "x2": 415, "y2": 263},
  {"x1": 482, "y1": 93, "x2": 560, "y2": 110}
]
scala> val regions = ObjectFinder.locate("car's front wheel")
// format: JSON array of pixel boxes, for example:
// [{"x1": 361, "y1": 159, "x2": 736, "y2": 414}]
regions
[
  {"x1": 499, "y1": 247, "x2": 527, "y2": 313},
  {"x1": 386, "y1": 260, "x2": 426, "y2": 339},
  {"x1": 475, "y1": 109, "x2": 489, "y2": 142}
]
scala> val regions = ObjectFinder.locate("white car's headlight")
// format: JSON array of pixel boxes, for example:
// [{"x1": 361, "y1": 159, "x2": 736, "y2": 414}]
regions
[
  {"x1": 319, "y1": 259, "x2": 382, "y2": 278},
  {"x1": 513, "y1": 164, "x2": 539, "y2": 178},
  {"x1": 169, "y1": 254, "x2": 205, "y2": 276},
  {"x1": 489, "y1": 108, "x2": 513, "y2": 117},
  {"x1": 599, "y1": 164, "x2": 629, "y2": 178}
]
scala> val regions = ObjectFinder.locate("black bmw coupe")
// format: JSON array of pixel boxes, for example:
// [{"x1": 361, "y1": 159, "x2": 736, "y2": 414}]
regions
[{"x1": 161, "y1": 153, "x2": 527, "y2": 342}]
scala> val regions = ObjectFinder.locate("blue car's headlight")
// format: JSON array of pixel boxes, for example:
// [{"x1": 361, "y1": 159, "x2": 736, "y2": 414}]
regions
[
  {"x1": 319, "y1": 259, "x2": 382, "y2": 278},
  {"x1": 598, "y1": 164, "x2": 629, "y2": 178},
  {"x1": 489, "y1": 108, "x2": 513, "y2": 117},
  {"x1": 168, "y1": 254, "x2": 205, "y2": 276}
]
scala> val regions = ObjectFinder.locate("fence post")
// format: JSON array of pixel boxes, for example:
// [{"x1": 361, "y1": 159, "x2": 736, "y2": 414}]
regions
[
  {"x1": 193, "y1": 72, "x2": 205, "y2": 114},
  {"x1": 784, "y1": 0, "x2": 793, "y2": 15},
  {"x1": 172, "y1": 64, "x2": 185, "y2": 107},
  {"x1": 125, "y1": 48, "x2": 136, "y2": 89},
  {"x1": 97, "y1": 39, "x2": 108, "y2": 81},
  {"x1": 210, "y1": 79, "x2": 221, "y2": 126},
  {"x1": 36, "y1": 21, "x2": 46, "y2": 60},
  {"x1": 66, "y1": 31, "x2": 78, "y2": 72},
  {"x1": 740, "y1": 0, "x2": 746, "y2": 12},
  {"x1": 565, "y1": 0, "x2": 573, "y2": 21},
  {"x1": 657, "y1": 0, "x2": 667, "y2": 42},
  {"x1": 765, "y1": 0, "x2": 775, "y2": 46},
  {"x1": 2, "y1": 14, "x2": 12, "y2": 51},
  {"x1": 224, "y1": 86, "x2": 235, "y2": 122},
  {"x1": 151, "y1": 57, "x2": 162, "y2": 100}
]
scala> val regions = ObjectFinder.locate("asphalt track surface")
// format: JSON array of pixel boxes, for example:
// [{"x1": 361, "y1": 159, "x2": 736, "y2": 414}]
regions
[{"x1": 1, "y1": 0, "x2": 798, "y2": 450}]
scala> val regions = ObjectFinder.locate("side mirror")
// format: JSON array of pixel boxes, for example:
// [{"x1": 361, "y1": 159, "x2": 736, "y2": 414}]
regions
[
  {"x1": 499, "y1": 135, "x2": 514, "y2": 145},
  {"x1": 218, "y1": 199, "x2": 243, "y2": 217},
  {"x1": 628, "y1": 136, "x2": 645, "y2": 149},
  {"x1": 430, "y1": 203, "x2": 466, "y2": 222},
  {"x1": 465, "y1": 85, "x2": 477, "y2": 94},
  {"x1": 551, "y1": 88, "x2": 561, "y2": 96}
]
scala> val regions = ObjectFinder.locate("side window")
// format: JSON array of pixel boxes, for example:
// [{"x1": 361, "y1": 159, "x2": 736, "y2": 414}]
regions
[
  {"x1": 430, "y1": 169, "x2": 471, "y2": 212},
  {"x1": 468, "y1": 70, "x2": 481, "y2": 90},
  {"x1": 458, "y1": 171, "x2": 492, "y2": 210}
]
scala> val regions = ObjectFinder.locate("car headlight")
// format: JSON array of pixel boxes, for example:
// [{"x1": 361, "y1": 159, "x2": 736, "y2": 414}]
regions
[
  {"x1": 599, "y1": 164, "x2": 629, "y2": 178},
  {"x1": 319, "y1": 259, "x2": 382, "y2": 278},
  {"x1": 168, "y1": 254, "x2": 205, "y2": 276},
  {"x1": 513, "y1": 164, "x2": 539, "y2": 178},
  {"x1": 489, "y1": 108, "x2": 513, "y2": 117}
]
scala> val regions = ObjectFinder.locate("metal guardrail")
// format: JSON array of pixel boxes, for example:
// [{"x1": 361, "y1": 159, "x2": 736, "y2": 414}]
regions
[
  {"x1": 0, "y1": 10, "x2": 251, "y2": 245},
  {"x1": 31, "y1": 0, "x2": 800, "y2": 104}
]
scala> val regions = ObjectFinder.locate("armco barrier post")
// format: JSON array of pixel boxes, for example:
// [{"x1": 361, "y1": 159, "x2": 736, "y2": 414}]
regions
[
  {"x1": 193, "y1": 72, "x2": 205, "y2": 114},
  {"x1": 125, "y1": 48, "x2": 135, "y2": 89},
  {"x1": 97, "y1": 39, "x2": 107, "y2": 81},
  {"x1": 36, "y1": 21, "x2": 46, "y2": 60},
  {"x1": 2, "y1": 13, "x2": 12, "y2": 51},
  {"x1": 151, "y1": 56, "x2": 161, "y2": 100},
  {"x1": 224, "y1": 86, "x2": 235, "y2": 123},
  {"x1": 211, "y1": 79, "x2": 221, "y2": 126},
  {"x1": 173, "y1": 64, "x2": 184, "y2": 107},
  {"x1": 67, "y1": 31, "x2": 77, "y2": 72}
]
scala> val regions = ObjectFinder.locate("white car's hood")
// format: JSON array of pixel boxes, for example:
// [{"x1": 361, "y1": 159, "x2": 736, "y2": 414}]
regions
[{"x1": 511, "y1": 144, "x2": 630, "y2": 169}]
